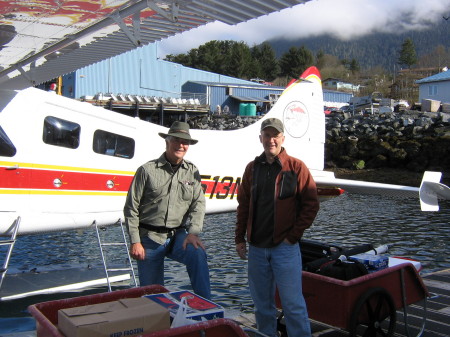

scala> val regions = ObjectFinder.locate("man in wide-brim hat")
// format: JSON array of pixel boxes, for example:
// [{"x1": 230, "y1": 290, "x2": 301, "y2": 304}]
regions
[
  {"x1": 158, "y1": 120, "x2": 198, "y2": 145},
  {"x1": 124, "y1": 121, "x2": 211, "y2": 299}
]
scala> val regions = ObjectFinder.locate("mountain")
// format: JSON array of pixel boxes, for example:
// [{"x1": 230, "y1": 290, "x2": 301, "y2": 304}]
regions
[{"x1": 267, "y1": 22, "x2": 450, "y2": 71}]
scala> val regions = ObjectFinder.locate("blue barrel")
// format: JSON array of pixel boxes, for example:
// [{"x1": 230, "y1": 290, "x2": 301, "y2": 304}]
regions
[
  {"x1": 239, "y1": 103, "x2": 248, "y2": 116},
  {"x1": 247, "y1": 103, "x2": 257, "y2": 116}
]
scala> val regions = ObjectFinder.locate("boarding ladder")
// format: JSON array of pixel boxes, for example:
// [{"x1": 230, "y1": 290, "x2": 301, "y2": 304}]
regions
[
  {"x1": 0, "y1": 216, "x2": 20, "y2": 290},
  {"x1": 95, "y1": 219, "x2": 137, "y2": 292}
]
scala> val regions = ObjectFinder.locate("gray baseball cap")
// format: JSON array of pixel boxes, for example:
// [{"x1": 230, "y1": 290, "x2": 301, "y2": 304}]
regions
[{"x1": 260, "y1": 118, "x2": 284, "y2": 133}]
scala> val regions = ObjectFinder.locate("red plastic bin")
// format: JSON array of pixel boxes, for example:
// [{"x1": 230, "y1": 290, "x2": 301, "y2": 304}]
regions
[{"x1": 28, "y1": 285, "x2": 248, "y2": 337}]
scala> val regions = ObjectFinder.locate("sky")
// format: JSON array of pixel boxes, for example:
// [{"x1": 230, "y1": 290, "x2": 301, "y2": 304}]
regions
[{"x1": 157, "y1": 0, "x2": 450, "y2": 58}]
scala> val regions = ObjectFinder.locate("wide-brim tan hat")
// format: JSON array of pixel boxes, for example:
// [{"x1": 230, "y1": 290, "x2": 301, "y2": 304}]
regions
[{"x1": 158, "y1": 121, "x2": 198, "y2": 145}]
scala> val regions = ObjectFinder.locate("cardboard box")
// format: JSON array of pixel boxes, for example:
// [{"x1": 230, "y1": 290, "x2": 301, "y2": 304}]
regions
[
  {"x1": 350, "y1": 253, "x2": 389, "y2": 270},
  {"x1": 144, "y1": 291, "x2": 224, "y2": 322},
  {"x1": 58, "y1": 297, "x2": 170, "y2": 337}
]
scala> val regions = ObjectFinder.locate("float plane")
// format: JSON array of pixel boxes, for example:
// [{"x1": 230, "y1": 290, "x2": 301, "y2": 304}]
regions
[{"x1": 1, "y1": 66, "x2": 450, "y2": 236}]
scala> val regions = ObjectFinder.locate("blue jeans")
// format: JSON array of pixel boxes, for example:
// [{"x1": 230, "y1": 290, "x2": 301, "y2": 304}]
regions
[
  {"x1": 137, "y1": 229, "x2": 211, "y2": 299},
  {"x1": 248, "y1": 241, "x2": 311, "y2": 337}
]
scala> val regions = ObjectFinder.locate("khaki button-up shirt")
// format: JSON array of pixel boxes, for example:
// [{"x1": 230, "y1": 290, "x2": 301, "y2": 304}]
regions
[{"x1": 124, "y1": 153, "x2": 206, "y2": 245}]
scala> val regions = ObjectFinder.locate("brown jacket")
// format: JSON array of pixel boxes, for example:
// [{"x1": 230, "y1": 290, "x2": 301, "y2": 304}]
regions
[{"x1": 235, "y1": 148, "x2": 319, "y2": 245}]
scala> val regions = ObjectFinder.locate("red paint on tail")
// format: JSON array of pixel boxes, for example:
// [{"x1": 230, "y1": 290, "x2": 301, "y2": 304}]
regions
[{"x1": 286, "y1": 66, "x2": 322, "y2": 88}]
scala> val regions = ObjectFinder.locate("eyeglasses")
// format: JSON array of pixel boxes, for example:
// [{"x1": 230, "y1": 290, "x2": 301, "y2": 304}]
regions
[{"x1": 170, "y1": 137, "x2": 190, "y2": 145}]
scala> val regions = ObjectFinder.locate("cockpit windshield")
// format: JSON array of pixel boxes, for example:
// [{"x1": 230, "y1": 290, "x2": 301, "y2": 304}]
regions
[{"x1": 0, "y1": 126, "x2": 16, "y2": 157}]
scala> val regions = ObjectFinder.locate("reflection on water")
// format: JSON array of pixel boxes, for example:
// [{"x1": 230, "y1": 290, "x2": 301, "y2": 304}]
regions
[
  {"x1": 308, "y1": 194, "x2": 449, "y2": 272},
  {"x1": 1, "y1": 194, "x2": 449, "y2": 329}
]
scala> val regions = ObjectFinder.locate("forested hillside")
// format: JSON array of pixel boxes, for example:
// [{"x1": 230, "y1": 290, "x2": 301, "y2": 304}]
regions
[{"x1": 268, "y1": 22, "x2": 450, "y2": 71}]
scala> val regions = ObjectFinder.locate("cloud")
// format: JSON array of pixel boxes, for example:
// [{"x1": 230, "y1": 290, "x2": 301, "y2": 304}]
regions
[{"x1": 157, "y1": 0, "x2": 450, "y2": 57}]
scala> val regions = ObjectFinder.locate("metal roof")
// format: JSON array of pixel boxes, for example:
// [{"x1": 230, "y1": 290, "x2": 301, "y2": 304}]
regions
[
  {"x1": 188, "y1": 80, "x2": 284, "y2": 90},
  {"x1": 0, "y1": 0, "x2": 309, "y2": 90},
  {"x1": 416, "y1": 70, "x2": 450, "y2": 84},
  {"x1": 230, "y1": 95, "x2": 271, "y2": 102}
]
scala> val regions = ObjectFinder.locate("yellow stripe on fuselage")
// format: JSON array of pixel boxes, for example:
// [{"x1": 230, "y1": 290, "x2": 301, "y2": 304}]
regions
[
  {"x1": 0, "y1": 161, "x2": 135, "y2": 176},
  {"x1": 0, "y1": 189, "x2": 128, "y2": 196}
]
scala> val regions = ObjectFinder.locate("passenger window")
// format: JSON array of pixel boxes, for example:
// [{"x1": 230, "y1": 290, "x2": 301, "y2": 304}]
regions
[
  {"x1": 0, "y1": 126, "x2": 16, "y2": 157},
  {"x1": 93, "y1": 130, "x2": 135, "y2": 159},
  {"x1": 43, "y1": 116, "x2": 80, "y2": 149}
]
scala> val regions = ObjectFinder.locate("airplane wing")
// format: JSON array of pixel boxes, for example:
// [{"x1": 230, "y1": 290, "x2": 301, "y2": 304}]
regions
[
  {"x1": 312, "y1": 170, "x2": 450, "y2": 211},
  {"x1": 0, "y1": 0, "x2": 308, "y2": 91}
]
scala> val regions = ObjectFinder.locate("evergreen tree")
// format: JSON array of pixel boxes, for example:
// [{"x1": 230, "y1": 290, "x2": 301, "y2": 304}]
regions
[
  {"x1": 255, "y1": 42, "x2": 279, "y2": 81},
  {"x1": 279, "y1": 46, "x2": 313, "y2": 79},
  {"x1": 349, "y1": 58, "x2": 360, "y2": 74},
  {"x1": 279, "y1": 47, "x2": 298, "y2": 78},
  {"x1": 316, "y1": 49, "x2": 325, "y2": 70},
  {"x1": 398, "y1": 38, "x2": 417, "y2": 68},
  {"x1": 297, "y1": 46, "x2": 314, "y2": 76},
  {"x1": 165, "y1": 53, "x2": 192, "y2": 66},
  {"x1": 196, "y1": 40, "x2": 227, "y2": 73},
  {"x1": 227, "y1": 41, "x2": 253, "y2": 78},
  {"x1": 250, "y1": 45, "x2": 263, "y2": 79}
]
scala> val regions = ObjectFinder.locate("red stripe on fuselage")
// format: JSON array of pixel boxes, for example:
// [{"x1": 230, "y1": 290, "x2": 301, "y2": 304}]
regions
[
  {"x1": 1, "y1": 167, "x2": 133, "y2": 191},
  {"x1": 1, "y1": 167, "x2": 343, "y2": 199}
]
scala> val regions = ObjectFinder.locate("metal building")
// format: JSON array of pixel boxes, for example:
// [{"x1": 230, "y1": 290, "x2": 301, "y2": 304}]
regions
[
  {"x1": 60, "y1": 43, "x2": 257, "y2": 103},
  {"x1": 323, "y1": 90, "x2": 353, "y2": 108},
  {"x1": 57, "y1": 43, "x2": 352, "y2": 115},
  {"x1": 182, "y1": 81, "x2": 285, "y2": 115}
]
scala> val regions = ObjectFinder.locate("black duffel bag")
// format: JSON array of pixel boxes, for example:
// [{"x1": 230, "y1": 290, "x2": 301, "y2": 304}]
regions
[{"x1": 317, "y1": 257, "x2": 368, "y2": 281}]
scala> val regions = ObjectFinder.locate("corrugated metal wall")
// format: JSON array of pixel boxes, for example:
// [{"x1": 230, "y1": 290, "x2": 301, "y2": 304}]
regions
[
  {"x1": 70, "y1": 43, "x2": 353, "y2": 112},
  {"x1": 182, "y1": 81, "x2": 285, "y2": 114},
  {"x1": 73, "y1": 43, "x2": 256, "y2": 100},
  {"x1": 323, "y1": 90, "x2": 352, "y2": 107}
]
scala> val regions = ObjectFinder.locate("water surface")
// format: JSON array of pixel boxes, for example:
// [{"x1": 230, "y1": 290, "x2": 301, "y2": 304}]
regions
[{"x1": 1, "y1": 194, "x2": 449, "y2": 333}]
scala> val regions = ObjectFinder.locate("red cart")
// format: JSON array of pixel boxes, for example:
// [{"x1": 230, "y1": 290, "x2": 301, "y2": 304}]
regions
[{"x1": 276, "y1": 262, "x2": 429, "y2": 337}]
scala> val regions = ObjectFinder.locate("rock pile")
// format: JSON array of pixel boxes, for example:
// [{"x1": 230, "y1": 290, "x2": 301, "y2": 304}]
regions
[
  {"x1": 189, "y1": 111, "x2": 450, "y2": 173},
  {"x1": 325, "y1": 111, "x2": 450, "y2": 172},
  {"x1": 189, "y1": 115, "x2": 262, "y2": 130}
]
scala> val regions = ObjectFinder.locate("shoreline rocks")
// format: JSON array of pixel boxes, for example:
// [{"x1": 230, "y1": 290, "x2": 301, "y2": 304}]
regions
[
  {"x1": 325, "y1": 111, "x2": 450, "y2": 174},
  {"x1": 188, "y1": 111, "x2": 450, "y2": 184}
]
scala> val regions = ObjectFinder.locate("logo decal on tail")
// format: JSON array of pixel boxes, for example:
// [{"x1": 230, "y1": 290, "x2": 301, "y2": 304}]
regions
[{"x1": 283, "y1": 101, "x2": 309, "y2": 138}]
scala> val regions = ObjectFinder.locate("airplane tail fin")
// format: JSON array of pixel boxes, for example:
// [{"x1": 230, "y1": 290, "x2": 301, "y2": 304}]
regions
[
  {"x1": 419, "y1": 171, "x2": 450, "y2": 211},
  {"x1": 269, "y1": 66, "x2": 324, "y2": 171}
]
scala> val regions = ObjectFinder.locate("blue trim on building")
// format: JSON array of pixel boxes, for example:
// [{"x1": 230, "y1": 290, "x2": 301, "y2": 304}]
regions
[{"x1": 416, "y1": 70, "x2": 450, "y2": 84}]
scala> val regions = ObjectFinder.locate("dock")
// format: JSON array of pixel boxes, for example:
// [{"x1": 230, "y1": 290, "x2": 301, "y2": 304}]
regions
[
  {"x1": 237, "y1": 268, "x2": 450, "y2": 337},
  {"x1": 81, "y1": 95, "x2": 210, "y2": 125},
  {"x1": 0, "y1": 267, "x2": 130, "y2": 301},
  {"x1": 3, "y1": 268, "x2": 449, "y2": 336}
]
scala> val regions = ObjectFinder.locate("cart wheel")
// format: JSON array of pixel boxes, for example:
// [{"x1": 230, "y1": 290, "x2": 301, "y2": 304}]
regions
[{"x1": 349, "y1": 287, "x2": 396, "y2": 337}]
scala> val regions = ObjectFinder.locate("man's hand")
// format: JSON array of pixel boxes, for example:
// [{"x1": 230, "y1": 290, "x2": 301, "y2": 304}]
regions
[
  {"x1": 236, "y1": 242, "x2": 247, "y2": 260},
  {"x1": 183, "y1": 233, "x2": 205, "y2": 250},
  {"x1": 130, "y1": 242, "x2": 145, "y2": 260}
]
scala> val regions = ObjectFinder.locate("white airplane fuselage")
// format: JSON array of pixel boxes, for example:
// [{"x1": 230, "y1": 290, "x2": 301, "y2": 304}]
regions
[
  {"x1": 0, "y1": 68, "x2": 326, "y2": 234},
  {"x1": 2, "y1": 67, "x2": 449, "y2": 236}
]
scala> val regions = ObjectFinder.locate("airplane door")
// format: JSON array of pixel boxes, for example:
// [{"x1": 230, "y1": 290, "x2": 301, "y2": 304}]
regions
[{"x1": 0, "y1": 126, "x2": 31, "y2": 216}]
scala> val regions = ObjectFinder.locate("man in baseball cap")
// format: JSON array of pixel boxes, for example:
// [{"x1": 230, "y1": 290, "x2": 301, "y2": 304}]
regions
[
  {"x1": 260, "y1": 117, "x2": 284, "y2": 133},
  {"x1": 236, "y1": 116, "x2": 319, "y2": 336}
]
